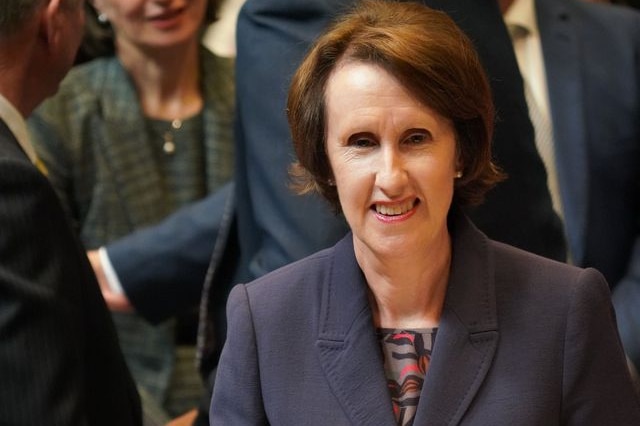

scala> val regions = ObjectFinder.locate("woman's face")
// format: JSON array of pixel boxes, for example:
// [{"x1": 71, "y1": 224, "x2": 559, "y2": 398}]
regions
[
  {"x1": 93, "y1": 0, "x2": 207, "y2": 50},
  {"x1": 325, "y1": 61, "x2": 460, "y2": 260}
]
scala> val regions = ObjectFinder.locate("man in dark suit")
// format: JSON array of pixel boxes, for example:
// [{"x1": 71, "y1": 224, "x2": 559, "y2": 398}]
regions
[
  {"x1": 501, "y1": 0, "x2": 640, "y2": 371},
  {"x1": 0, "y1": 0, "x2": 141, "y2": 424},
  {"x1": 91, "y1": 0, "x2": 565, "y2": 421}
]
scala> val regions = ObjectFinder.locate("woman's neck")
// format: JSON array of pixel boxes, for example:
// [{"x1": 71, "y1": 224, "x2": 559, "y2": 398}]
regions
[
  {"x1": 116, "y1": 39, "x2": 203, "y2": 120},
  {"x1": 360, "y1": 235, "x2": 452, "y2": 330}
]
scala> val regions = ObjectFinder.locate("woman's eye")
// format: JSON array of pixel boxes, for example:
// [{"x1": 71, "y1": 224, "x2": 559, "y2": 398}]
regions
[
  {"x1": 348, "y1": 135, "x2": 376, "y2": 147},
  {"x1": 405, "y1": 132, "x2": 428, "y2": 145}
]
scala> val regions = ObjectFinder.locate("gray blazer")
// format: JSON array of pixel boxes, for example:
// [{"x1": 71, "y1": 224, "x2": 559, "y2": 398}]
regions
[{"x1": 211, "y1": 210, "x2": 640, "y2": 425}]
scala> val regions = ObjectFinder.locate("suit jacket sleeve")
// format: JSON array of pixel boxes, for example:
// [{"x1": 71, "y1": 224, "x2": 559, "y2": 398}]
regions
[
  {"x1": 232, "y1": 0, "x2": 352, "y2": 284},
  {"x1": 210, "y1": 284, "x2": 268, "y2": 425},
  {"x1": 106, "y1": 181, "x2": 234, "y2": 323},
  {"x1": 612, "y1": 239, "x2": 640, "y2": 370},
  {"x1": 0, "y1": 144, "x2": 141, "y2": 425},
  {"x1": 562, "y1": 268, "x2": 640, "y2": 424}
]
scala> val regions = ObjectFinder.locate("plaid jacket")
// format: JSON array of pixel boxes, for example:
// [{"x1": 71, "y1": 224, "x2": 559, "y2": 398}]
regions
[
  {"x1": 28, "y1": 47, "x2": 235, "y2": 248},
  {"x1": 26, "y1": 47, "x2": 235, "y2": 404}
]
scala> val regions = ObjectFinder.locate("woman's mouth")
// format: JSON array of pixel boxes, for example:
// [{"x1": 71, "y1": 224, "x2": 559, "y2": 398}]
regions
[
  {"x1": 374, "y1": 199, "x2": 417, "y2": 216},
  {"x1": 148, "y1": 8, "x2": 184, "y2": 28}
]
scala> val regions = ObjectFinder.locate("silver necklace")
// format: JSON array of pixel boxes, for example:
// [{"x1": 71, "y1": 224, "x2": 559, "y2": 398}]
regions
[{"x1": 162, "y1": 119, "x2": 183, "y2": 154}]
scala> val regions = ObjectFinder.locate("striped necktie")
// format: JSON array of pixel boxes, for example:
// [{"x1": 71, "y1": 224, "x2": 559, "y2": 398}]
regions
[
  {"x1": 34, "y1": 156, "x2": 48, "y2": 176},
  {"x1": 508, "y1": 23, "x2": 564, "y2": 220}
]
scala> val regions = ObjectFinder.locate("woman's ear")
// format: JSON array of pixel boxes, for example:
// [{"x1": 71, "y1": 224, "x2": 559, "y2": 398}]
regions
[
  {"x1": 455, "y1": 156, "x2": 464, "y2": 178},
  {"x1": 90, "y1": 0, "x2": 106, "y2": 18}
]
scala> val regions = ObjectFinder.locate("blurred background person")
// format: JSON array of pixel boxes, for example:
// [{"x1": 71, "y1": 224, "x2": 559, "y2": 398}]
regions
[
  {"x1": 500, "y1": 0, "x2": 640, "y2": 376},
  {"x1": 0, "y1": 0, "x2": 141, "y2": 424},
  {"x1": 211, "y1": 2, "x2": 640, "y2": 423},
  {"x1": 27, "y1": 0, "x2": 235, "y2": 421}
]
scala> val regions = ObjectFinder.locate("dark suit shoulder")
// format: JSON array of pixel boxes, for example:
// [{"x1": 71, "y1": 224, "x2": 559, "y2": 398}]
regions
[
  {"x1": 237, "y1": 245, "x2": 336, "y2": 328},
  {"x1": 565, "y1": 0, "x2": 640, "y2": 39},
  {"x1": 578, "y1": 0, "x2": 640, "y2": 22},
  {"x1": 245, "y1": 245, "x2": 334, "y2": 294},
  {"x1": 489, "y1": 239, "x2": 610, "y2": 310}
]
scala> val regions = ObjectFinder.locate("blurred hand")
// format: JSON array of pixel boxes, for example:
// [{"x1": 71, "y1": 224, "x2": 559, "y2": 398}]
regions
[
  {"x1": 166, "y1": 408, "x2": 198, "y2": 426},
  {"x1": 87, "y1": 249, "x2": 134, "y2": 312}
]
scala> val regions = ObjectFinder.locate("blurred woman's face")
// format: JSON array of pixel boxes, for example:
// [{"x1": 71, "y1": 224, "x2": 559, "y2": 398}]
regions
[
  {"x1": 324, "y1": 61, "x2": 460, "y2": 261},
  {"x1": 93, "y1": 0, "x2": 207, "y2": 50}
]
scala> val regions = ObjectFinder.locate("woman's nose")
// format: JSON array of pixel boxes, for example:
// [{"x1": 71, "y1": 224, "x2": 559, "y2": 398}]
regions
[{"x1": 375, "y1": 147, "x2": 408, "y2": 196}]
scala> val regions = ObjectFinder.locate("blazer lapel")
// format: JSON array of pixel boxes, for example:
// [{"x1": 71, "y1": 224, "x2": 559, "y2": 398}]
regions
[
  {"x1": 96, "y1": 59, "x2": 168, "y2": 229},
  {"x1": 414, "y1": 212, "x2": 499, "y2": 425},
  {"x1": 201, "y1": 50, "x2": 235, "y2": 191},
  {"x1": 316, "y1": 235, "x2": 397, "y2": 426},
  {"x1": 316, "y1": 215, "x2": 500, "y2": 425},
  {"x1": 537, "y1": 0, "x2": 588, "y2": 263}
]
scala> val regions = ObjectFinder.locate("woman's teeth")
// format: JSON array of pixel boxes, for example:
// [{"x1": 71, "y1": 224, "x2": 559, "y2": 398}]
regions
[{"x1": 375, "y1": 200, "x2": 415, "y2": 216}]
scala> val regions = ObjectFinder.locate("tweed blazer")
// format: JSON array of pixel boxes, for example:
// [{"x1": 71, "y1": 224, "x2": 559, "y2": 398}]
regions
[
  {"x1": 211, "y1": 210, "x2": 640, "y2": 425},
  {"x1": 26, "y1": 47, "x2": 235, "y2": 401},
  {"x1": 27, "y1": 47, "x2": 235, "y2": 249},
  {"x1": 0, "y1": 119, "x2": 141, "y2": 424}
]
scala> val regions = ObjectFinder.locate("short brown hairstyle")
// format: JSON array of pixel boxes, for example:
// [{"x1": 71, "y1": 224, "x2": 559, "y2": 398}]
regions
[{"x1": 287, "y1": 0, "x2": 505, "y2": 212}]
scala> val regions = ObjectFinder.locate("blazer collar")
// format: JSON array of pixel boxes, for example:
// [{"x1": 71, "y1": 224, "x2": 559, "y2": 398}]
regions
[
  {"x1": 97, "y1": 58, "x2": 168, "y2": 228},
  {"x1": 316, "y1": 209, "x2": 499, "y2": 425},
  {"x1": 93, "y1": 49, "x2": 234, "y2": 229},
  {"x1": 414, "y1": 210, "x2": 499, "y2": 425},
  {"x1": 200, "y1": 51, "x2": 235, "y2": 192},
  {"x1": 315, "y1": 233, "x2": 395, "y2": 425},
  {"x1": 536, "y1": 0, "x2": 588, "y2": 262}
]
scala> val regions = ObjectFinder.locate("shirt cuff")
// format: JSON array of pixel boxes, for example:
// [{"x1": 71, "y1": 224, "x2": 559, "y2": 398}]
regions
[{"x1": 98, "y1": 246, "x2": 125, "y2": 295}]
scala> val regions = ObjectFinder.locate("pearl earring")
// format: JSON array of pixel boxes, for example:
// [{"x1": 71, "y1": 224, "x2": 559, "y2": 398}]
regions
[
  {"x1": 97, "y1": 13, "x2": 109, "y2": 23},
  {"x1": 455, "y1": 171, "x2": 463, "y2": 179}
]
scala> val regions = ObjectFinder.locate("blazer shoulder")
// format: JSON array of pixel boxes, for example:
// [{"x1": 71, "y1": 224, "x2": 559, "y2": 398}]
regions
[
  {"x1": 236, "y1": 246, "x2": 336, "y2": 324},
  {"x1": 571, "y1": 0, "x2": 640, "y2": 39},
  {"x1": 29, "y1": 58, "x2": 114, "y2": 137},
  {"x1": 42, "y1": 57, "x2": 113, "y2": 109},
  {"x1": 491, "y1": 239, "x2": 610, "y2": 298},
  {"x1": 201, "y1": 47, "x2": 235, "y2": 116},
  {"x1": 245, "y1": 246, "x2": 335, "y2": 295}
]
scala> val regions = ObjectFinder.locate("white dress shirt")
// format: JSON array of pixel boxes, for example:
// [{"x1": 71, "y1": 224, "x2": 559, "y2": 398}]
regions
[
  {"x1": 0, "y1": 93, "x2": 38, "y2": 164},
  {"x1": 504, "y1": 0, "x2": 565, "y2": 221}
]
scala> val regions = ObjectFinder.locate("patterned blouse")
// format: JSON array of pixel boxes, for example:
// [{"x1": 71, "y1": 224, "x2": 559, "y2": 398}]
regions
[{"x1": 378, "y1": 328, "x2": 438, "y2": 426}]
